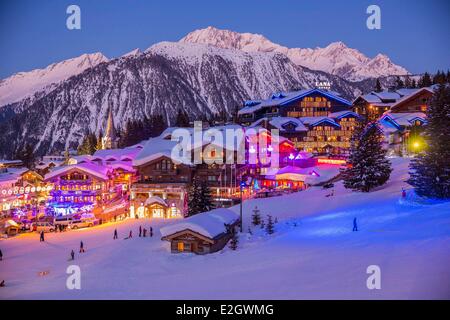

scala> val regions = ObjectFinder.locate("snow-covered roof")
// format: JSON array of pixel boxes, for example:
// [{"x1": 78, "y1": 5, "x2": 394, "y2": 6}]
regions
[
  {"x1": 44, "y1": 162, "x2": 110, "y2": 181},
  {"x1": 264, "y1": 164, "x2": 341, "y2": 184},
  {"x1": 160, "y1": 208, "x2": 239, "y2": 240},
  {"x1": 390, "y1": 87, "x2": 433, "y2": 111},
  {"x1": 133, "y1": 137, "x2": 192, "y2": 167},
  {"x1": 145, "y1": 196, "x2": 168, "y2": 207},
  {"x1": 299, "y1": 117, "x2": 340, "y2": 128},
  {"x1": 92, "y1": 146, "x2": 141, "y2": 161},
  {"x1": 372, "y1": 91, "x2": 401, "y2": 101},
  {"x1": 328, "y1": 110, "x2": 359, "y2": 120},
  {"x1": 250, "y1": 117, "x2": 308, "y2": 132},
  {"x1": 36, "y1": 160, "x2": 63, "y2": 169},
  {"x1": 5, "y1": 219, "x2": 19, "y2": 228},
  {"x1": 239, "y1": 88, "x2": 351, "y2": 115},
  {"x1": 380, "y1": 112, "x2": 427, "y2": 128},
  {"x1": 0, "y1": 160, "x2": 23, "y2": 166}
]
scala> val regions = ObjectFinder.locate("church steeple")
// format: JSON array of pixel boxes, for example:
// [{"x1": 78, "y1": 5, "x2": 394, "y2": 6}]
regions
[{"x1": 102, "y1": 105, "x2": 118, "y2": 150}]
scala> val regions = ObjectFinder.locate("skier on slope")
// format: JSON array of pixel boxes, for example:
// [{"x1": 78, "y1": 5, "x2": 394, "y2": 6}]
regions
[
  {"x1": 79, "y1": 241, "x2": 85, "y2": 253},
  {"x1": 353, "y1": 217, "x2": 358, "y2": 232},
  {"x1": 113, "y1": 229, "x2": 118, "y2": 240},
  {"x1": 401, "y1": 188, "x2": 406, "y2": 199}
]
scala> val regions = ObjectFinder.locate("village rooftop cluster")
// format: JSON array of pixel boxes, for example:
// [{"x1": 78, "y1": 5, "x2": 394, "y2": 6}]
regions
[{"x1": 0, "y1": 83, "x2": 439, "y2": 253}]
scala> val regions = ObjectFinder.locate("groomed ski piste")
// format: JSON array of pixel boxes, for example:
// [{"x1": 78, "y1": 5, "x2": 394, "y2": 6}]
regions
[{"x1": 1, "y1": 157, "x2": 449, "y2": 299}]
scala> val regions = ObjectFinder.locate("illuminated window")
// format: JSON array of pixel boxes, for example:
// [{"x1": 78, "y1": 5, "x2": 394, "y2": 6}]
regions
[{"x1": 177, "y1": 242, "x2": 184, "y2": 252}]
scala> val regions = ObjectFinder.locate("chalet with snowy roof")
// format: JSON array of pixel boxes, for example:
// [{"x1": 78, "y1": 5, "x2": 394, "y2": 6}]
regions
[
  {"x1": 1, "y1": 167, "x2": 48, "y2": 214},
  {"x1": 353, "y1": 87, "x2": 433, "y2": 120},
  {"x1": 238, "y1": 88, "x2": 352, "y2": 126},
  {"x1": 160, "y1": 208, "x2": 239, "y2": 254},
  {"x1": 378, "y1": 112, "x2": 427, "y2": 154},
  {"x1": 131, "y1": 127, "x2": 250, "y2": 218},
  {"x1": 250, "y1": 111, "x2": 360, "y2": 155}
]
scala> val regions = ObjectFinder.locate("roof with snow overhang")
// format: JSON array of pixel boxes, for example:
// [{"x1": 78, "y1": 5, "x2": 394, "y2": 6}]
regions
[
  {"x1": 160, "y1": 208, "x2": 239, "y2": 240},
  {"x1": 239, "y1": 88, "x2": 351, "y2": 115},
  {"x1": 44, "y1": 162, "x2": 110, "y2": 181}
]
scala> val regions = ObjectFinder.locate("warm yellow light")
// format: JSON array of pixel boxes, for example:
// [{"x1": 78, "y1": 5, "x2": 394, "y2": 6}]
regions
[{"x1": 413, "y1": 142, "x2": 420, "y2": 149}]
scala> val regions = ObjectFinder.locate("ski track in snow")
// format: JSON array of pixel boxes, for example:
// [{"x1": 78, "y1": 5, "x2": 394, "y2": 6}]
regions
[{"x1": 0, "y1": 158, "x2": 449, "y2": 299}]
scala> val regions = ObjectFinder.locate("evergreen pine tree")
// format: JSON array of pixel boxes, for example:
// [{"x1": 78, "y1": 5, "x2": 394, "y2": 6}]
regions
[
  {"x1": 187, "y1": 176, "x2": 202, "y2": 216},
  {"x1": 395, "y1": 76, "x2": 404, "y2": 89},
  {"x1": 96, "y1": 130, "x2": 103, "y2": 150},
  {"x1": 15, "y1": 143, "x2": 36, "y2": 168},
  {"x1": 404, "y1": 76, "x2": 412, "y2": 89},
  {"x1": 341, "y1": 121, "x2": 392, "y2": 192},
  {"x1": 265, "y1": 215, "x2": 275, "y2": 235},
  {"x1": 251, "y1": 206, "x2": 261, "y2": 226},
  {"x1": 374, "y1": 78, "x2": 382, "y2": 92},
  {"x1": 175, "y1": 109, "x2": 190, "y2": 127},
  {"x1": 198, "y1": 180, "x2": 214, "y2": 213},
  {"x1": 411, "y1": 79, "x2": 417, "y2": 89},
  {"x1": 408, "y1": 85, "x2": 450, "y2": 198},
  {"x1": 419, "y1": 72, "x2": 432, "y2": 88}
]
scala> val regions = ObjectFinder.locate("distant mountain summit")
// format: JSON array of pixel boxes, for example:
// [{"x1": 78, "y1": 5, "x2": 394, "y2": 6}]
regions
[
  {"x1": 0, "y1": 52, "x2": 108, "y2": 107},
  {"x1": 180, "y1": 26, "x2": 409, "y2": 81}
]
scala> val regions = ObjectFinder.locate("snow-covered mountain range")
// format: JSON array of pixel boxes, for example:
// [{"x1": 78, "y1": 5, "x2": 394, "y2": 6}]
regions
[
  {"x1": 0, "y1": 41, "x2": 361, "y2": 157},
  {"x1": 0, "y1": 27, "x2": 410, "y2": 157},
  {"x1": 180, "y1": 26, "x2": 409, "y2": 81},
  {"x1": 0, "y1": 53, "x2": 108, "y2": 107}
]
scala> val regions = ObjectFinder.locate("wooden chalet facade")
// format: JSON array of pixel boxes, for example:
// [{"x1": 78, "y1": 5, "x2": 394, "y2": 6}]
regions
[
  {"x1": 250, "y1": 111, "x2": 359, "y2": 155},
  {"x1": 238, "y1": 88, "x2": 352, "y2": 126},
  {"x1": 162, "y1": 228, "x2": 234, "y2": 254},
  {"x1": 353, "y1": 88, "x2": 433, "y2": 120},
  {"x1": 160, "y1": 208, "x2": 239, "y2": 254}
]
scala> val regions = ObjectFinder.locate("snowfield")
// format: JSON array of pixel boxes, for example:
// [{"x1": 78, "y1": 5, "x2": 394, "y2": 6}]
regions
[{"x1": 1, "y1": 158, "x2": 449, "y2": 299}]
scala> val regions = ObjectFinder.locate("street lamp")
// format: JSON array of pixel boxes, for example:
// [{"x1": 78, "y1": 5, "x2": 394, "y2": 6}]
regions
[{"x1": 239, "y1": 180, "x2": 246, "y2": 233}]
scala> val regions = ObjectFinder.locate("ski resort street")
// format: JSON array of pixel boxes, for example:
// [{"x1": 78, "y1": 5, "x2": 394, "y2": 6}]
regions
[{"x1": 1, "y1": 158, "x2": 449, "y2": 299}]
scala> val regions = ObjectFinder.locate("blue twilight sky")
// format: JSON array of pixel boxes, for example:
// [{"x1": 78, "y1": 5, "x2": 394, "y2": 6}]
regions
[{"x1": 0, "y1": 0, "x2": 449, "y2": 79}]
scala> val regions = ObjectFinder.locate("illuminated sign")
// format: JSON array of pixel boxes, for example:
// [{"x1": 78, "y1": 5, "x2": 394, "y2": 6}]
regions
[{"x1": 317, "y1": 158, "x2": 346, "y2": 165}]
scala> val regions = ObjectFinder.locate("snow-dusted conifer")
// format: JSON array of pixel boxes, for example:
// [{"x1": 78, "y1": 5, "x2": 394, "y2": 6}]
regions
[{"x1": 408, "y1": 85, "x2": 450, "y2": 198}]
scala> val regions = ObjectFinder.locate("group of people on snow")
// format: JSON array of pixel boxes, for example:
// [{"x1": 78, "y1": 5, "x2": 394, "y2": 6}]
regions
[{"x1": 121, "y1": 225, "x2": 153, "y2": 240}]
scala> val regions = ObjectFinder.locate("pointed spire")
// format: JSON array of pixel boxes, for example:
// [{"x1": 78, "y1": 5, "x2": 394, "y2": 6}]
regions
[{"x1": 102, "y1": 105, "x2": 117, "y2": 149}]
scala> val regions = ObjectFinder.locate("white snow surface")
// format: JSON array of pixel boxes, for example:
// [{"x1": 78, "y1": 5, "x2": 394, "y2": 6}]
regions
[
  {"x1": 180, "y1": 26, "x2": 409, "y2": 81},
  {"x1": 1, "y1": 158, "x2": 449, "y2": 299},
  {"x1": 0, "y1": 53, "x2": 108, "y2": 107}
]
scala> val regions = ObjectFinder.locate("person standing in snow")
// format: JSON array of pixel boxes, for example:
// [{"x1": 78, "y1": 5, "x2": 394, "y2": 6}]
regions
[
  {"x1": 70, "y1": 250, "x2": 75, "y2": 260},
  {"x1": 0, "y1": 249, "x2": 3, "y2": 261},
  {"x1": 353, "y1": 217, "x2": 358, "y2": 232},
  {"x1": 143, "y1": 228, "x2": 147, "y2": 237},
  {"x1": 139, "y1": 225, "x2": 142, "y2": 237},
  {"x1": 79, "y1": 241, "x2": 85, "y2": 253},
  {"x1": 150, "y1": 226, "x2": 153, "y2": 237},
  {"x1": 128, "y1": 230, "x2": 133, "y2": 238},
  {"x1": 40, "y1": 231, "x2": 45, "y2": 242},
  {"x1": 401, "y1": 188, "x2": 406, "y2": 199},
  {"x1": 113, "y1": 229, "x2": 118, "y2": 240}
]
